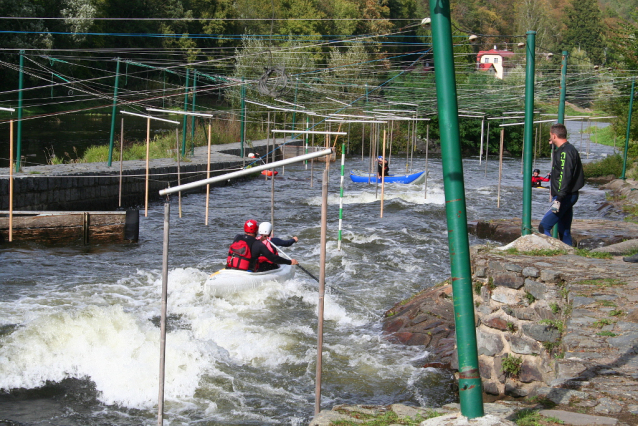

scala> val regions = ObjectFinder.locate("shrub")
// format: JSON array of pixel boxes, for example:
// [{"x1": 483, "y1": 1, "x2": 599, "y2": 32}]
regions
[{"x1": 582, "y1": 153, "x2": 624, "y2": 178}]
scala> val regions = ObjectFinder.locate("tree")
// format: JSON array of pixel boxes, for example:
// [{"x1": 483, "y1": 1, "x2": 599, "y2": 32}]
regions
[
  {"x1": 562, "y1": 0, "x2": 607, "y2": 65},
  {"x1": 514, "y1": 0, "x2": 556, "y2": 51}
]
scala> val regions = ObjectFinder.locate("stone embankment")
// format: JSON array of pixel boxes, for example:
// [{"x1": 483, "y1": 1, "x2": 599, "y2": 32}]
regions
[{"x1": 0, "y1": 139, "x2": 284, "y2": 211}]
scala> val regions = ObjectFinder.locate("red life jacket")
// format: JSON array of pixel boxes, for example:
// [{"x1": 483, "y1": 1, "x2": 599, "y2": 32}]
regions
[
  {"x1": 256, "y1": 238, "x2": 277, "y2": 270},
  {"x1": 227, "y1": 239, "x2": 252, "y2": 270}
]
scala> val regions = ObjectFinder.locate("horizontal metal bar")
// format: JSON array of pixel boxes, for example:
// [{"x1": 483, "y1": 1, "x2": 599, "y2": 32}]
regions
[
  {"x1": 499, "y1": 117, "x2": 588, "y2": 127},
  {"x1": 121, "y1": 110, "x2": 181, "y2": 124},
  {"x1": 272, "y1": 130, "x2": 347, "y2": 135},
  {"x1": 0, "y1": 107, "x2": 15, "y2": 112},
  {"x1": 159, "y1": 148, "x2": 333, "y2": 196},
  {"x1": 146, "y1": 108, "x2": 214, "y2": 118},
  {"x1": 325, "y1": 119, "x2": 387, "y2": 124}
]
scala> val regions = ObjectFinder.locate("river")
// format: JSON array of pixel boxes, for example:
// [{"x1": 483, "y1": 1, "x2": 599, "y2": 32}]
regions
[{"x1": 0, "y1": 123, "x2": 618, "y2": 425}]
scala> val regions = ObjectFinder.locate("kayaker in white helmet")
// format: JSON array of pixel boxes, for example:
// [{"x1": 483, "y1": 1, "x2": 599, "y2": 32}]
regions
[{"x1": 255, "y1": 222, "x2": 299, "y2": 272}]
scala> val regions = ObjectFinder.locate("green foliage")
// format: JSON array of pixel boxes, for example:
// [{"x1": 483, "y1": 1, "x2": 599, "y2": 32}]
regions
[
  {"x1": 525, "y1": 292, "x2": 536, "y2": 305},
  {"x1": 582, "y1": 154, "x2": 624, "y2": 179},
  {"x1": 609, "y1": 309, "x2": 623, "y2": 316},
  {"x1": 501, "y1": 355, "x2": 523, "y2": 377},
  {"x1": 562, "y1": 0, "x2": 607, "y2": 65},
  {"x1": 474, "y1": 281, "x2": 483, "y2": 295},
  {"x1": 597, "y1": 331, "x2": 617, "y2": 337},
  {"x1": 549, "y1": 303, "x2": 561, "y2": 315},
  {"x1": 539, "y1": 319, "x2": 564, "y2": 333}
]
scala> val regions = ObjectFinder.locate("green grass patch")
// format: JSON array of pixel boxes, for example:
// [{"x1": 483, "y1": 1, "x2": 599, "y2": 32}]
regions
[
  {"x1": 539, "y1": 319, "x2": 565, "y2": 333},
  {"x1": 525, "y1": 396, "x2": 557, "y2": 409},
  {"x1": 592, "y1": 318, "x2": 613, "y2": 328},
  {"x1": 332, "y1": 409, "x2": 441, "y2": 426},
  {"x1": 549, "y1": 302, "x2": 561, "y2": 314},
  {"x1": 596, "y1": 331, "x2": 617, "y2": 337},
  {"x1": 609, "y1": 309, "x2": 623, "y2": 316},
  {"x1": 502, "y1": 248, "x2": 568, "y2": 257},
  {"x1": 501, "y1": 355, "x2": 523, "y2": 377},
  {"x1": 598, "y1": 300, "x2": 617, "y2": 307},
  {"x1": 576, "y1": 278, "x2": 626, "y2": 287},
  {"x1": 514, "y1": 408, "x2": 564, "y2": 425},
  {"x1": 574, "y1": 249, "x2": 613, "y2": 259}
]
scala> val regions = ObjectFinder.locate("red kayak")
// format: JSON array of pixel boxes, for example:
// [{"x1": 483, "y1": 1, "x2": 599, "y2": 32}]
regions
[{"x1": 261, "y1": 170, "x2": 278, "y2": 176}]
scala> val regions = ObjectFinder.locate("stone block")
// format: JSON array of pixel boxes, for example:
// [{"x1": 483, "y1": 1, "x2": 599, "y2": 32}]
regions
[
  {"x1": 480, "y1": 285, "x2": 490, "y2": 303},
  {"x1": 502, "y1": 306, "x2": 537, "y2": 321},
  {"x1": 535, "y1": 387, "x2": 589, "y2": 405},
  {"x1": 522, "y1": 323, "x2": 561, "y2": 342},
  {"x1": 504, "y1": 263, "x2": 523, "y2": 273},
  {"x1": 489, "y1": 260, "x2": 505, "y2": 272},
  {"x1": 493, "y1": 272, "x2": 524, "y2": 289},
  {"x1": 593, "y1": 397, "x2": 624, "y2": 415},
  {"x1": 479, "y1": 358, "x2": 492, "y2": 379},
  {"x1": 483, "y1": 380, "x2": 500, "y2": 395},
  {"x1": 571, "y1": 296, "x2": 595, "y2": 307},
  {"x1": 474, "y1": 266, "x2": 487, "y2": 278},
  {"x1": 524, "y1": 279, "x2": 546, "y2": 301},
  {"x1": 506, "y1": 335, "x2": 542, "y2": 355},
  {"x1": 504, "y1": 381, "x2": 529, "y2": 397},
  {"x1": 491, "y1": 287, "x2": 523, "y2": 305},
  {"x1": 519, "y1": 360, "x2": 543, "y2": 383},
  {"x1": 539, "y1": 410, "x2": 618, "y2": 426},
  {"x1": 484, "y1": 317, "x2": 509, "y2": 331},
  {"x1": 477, "y1": 328, "x2": 505, "y2": 356},
  {"x1": 494, "y1": 355, "x2": 506, "y2": 383},
  {"x1": 540, "y1": 269, "x2": 562, "y2": 283},
  {"x1": 522, "y1": 267, "x2": 539, "y2": 278}
]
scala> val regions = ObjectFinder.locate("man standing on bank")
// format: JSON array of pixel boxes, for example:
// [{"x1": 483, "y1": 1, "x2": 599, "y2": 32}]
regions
[{"x1": 538, "y1": 123, "x2": 584, "y2": 246}]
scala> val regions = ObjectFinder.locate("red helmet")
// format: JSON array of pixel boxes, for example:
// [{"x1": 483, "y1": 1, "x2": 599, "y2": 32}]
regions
[{"x1": 244, "y1": 219, "x2": 258, "y2": 234}]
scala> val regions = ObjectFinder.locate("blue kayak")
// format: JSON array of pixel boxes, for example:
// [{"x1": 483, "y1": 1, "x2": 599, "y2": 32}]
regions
[{"x1": 349, "y1": 170, "x2": 426, "y2": 184}]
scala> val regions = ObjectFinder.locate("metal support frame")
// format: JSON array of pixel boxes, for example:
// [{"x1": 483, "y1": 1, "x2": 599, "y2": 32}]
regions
[{"x1": 521, "y1": 31, "x2": 536, "y2": 236}]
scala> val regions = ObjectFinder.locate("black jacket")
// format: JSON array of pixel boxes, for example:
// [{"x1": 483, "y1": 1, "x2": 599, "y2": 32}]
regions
[
  {"x1": 232, "y1": 234, "x2": 292, "y2": 269},
  {"x1": 550, "y1": 142, "x2": 584, "y2": 202}
]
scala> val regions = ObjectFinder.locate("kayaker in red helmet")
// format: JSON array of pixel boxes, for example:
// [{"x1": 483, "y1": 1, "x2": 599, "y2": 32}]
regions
[
  {"x1": 531, "y1": 168, "x2": 550, "y2": 188},
  {"x1": 227, "y1": 219, "x2": 297, "y2": 271},
  {"x1": 255, "y1": 222, "x2": 299, "y2": 272}
]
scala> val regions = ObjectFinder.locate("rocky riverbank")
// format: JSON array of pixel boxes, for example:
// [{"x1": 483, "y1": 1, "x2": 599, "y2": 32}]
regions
[{"x1": 311, "y1": 180, "x2": 638, "y2": 426}]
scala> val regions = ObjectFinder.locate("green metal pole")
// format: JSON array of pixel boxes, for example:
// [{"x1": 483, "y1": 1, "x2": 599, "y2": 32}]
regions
[
  {"x1": 15, "y1": 50, "x2": 24, "y2": 172},
  {"x1": 107, "y1": 58, "x2": 120, "y2": 167},
  {"x1": 181, "y1": 69, "x2": 190, "y2": 156},
  {"x1": 553, "y1": 51, "x2": 569, "y2": 237},
  {"x1": 338, "y1": 142, "x2": 345, "y2": 250},
  {"x1": 430, "y1": 1, "x2": 484, "y2": 418},
  {"x1": 522, "y1": 31, "x2": 536, "y2": 236},
  {"x1": 240, "y1": 79, "x2": 246, "y2": 158},
  {"x1": 191, "y1": 70, "x2": 197, "y2": 155},
  {"x1": 621, "y1": 78, "x2": 636, "y2": 180}
]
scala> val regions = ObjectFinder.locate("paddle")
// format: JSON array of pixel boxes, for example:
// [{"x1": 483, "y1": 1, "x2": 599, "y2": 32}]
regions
[{"x1": 269, "y1": 241, "x2": 320, "y2": 283}]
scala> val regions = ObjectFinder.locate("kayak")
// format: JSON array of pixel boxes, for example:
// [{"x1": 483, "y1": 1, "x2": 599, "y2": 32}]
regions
[
  {"x1": 349, "y1": 170, "x2": 426, "y2": 184},
  {"x1": 533, "y1": 186, "x2": 549, "y2": 190},
  {"x1": 261, "y1": 170, "x2": 278, "y2": 176},
  {"x1": 204, "y1": 264, "x2": 295, "y2": 297}
]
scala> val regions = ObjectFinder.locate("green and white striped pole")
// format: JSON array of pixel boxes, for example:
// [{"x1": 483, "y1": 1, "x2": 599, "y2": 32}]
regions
[{"x1": 338, "y1": 142, "x2": 345, "y2": 251}]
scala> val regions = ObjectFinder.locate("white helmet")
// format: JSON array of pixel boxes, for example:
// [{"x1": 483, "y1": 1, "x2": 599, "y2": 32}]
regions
[{"x1": 258, "y1": 222, "x2": 272, "y2": 236}]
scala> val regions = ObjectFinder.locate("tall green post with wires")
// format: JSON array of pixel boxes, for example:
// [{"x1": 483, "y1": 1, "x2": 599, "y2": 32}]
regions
[
  {"x1": 15, "y1": 50, "x2": 24, "y2": 172},
  {"x1": 522, "y1": 31, "x2": 536, "y2": 236},
  {"x1": 621, "y1": 78, "x2": 636, "y2": 180},
  {"x1": 430, "y1": 0, "x2": 484, "y2": 418},
  {"x1": 240, "y1": 79, "x2": 246, "y2": 159},
  {"x1": 107, "y1": 58, "x2": 120, "y2": 167},
  {"x1": 191, "y1": 70, "x2": 197, "y2": 154},
  {"x1": 181, "y1": 68, "x2": 190, "y2": 156}
]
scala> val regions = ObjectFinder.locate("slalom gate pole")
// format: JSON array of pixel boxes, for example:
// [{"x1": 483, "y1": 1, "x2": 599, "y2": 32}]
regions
[
  {"x1": 9, "y1": 119, "x2": 13, "y2": 241},
  {"x1": 430, "y1": 0, "x2": 484, "y2": 417},
  {"x1": 119, "y1": 118, "x2": 124, "y2": 207},
  {"x1": 108, "y1": 58, "x2": 120, "y2": 167},
  {"x1": 338, "y1": 142, "x2": 345, "y2": 251},
  {"x1": 522, "y1": 31, "x2": 536, "y2": 236},
  {"x1": 498, "y1": 128, "x2": 504, "y2": 208},
  {"x1": 424, "y1": 124, "x2": 429, "y2": 199},
  {"x1": 145, "y1": 117, "x2": 150, "y2": 217},
  {"x1": 205, "y1": 119, "x2": 212, "y2": 225},
  {"x1": 157, "y1": 202, "x2": 170, "y2": 426},
  {"x1": 621, "y1": 77, "x2": 636, "y2": 180},
  {"x1": 380, "y1": 130, "x2": 386, "y2": 218},
  {"x1": 315, "y1": 167, "x2": 328, "y2": 415},
  {"x1": 176, "y1": 129, "x2": 182, "y2": 217}
]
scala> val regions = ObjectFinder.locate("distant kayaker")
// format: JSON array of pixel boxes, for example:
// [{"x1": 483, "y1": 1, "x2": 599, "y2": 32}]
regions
[
  {"x1": 227, "y1": 219, "x2": 298, "y2": 272},
  {"x1": 377, "y1": 156, "x2": 389, "y2": 178},
  {"x1": 531, "y1": 168, "x2": 550, "y2": 188},
  {"x1": 538, "y1": 123, "x2": 584, "y2": 246},
  {"x1": 255, "y1": 222, "x2": 299, "y2": 272}
]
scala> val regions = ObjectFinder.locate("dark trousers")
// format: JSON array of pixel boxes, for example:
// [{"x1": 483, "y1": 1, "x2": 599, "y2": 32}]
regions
[{"x1": 538, "y1": 193, "x2": 579, "y2": 247}]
